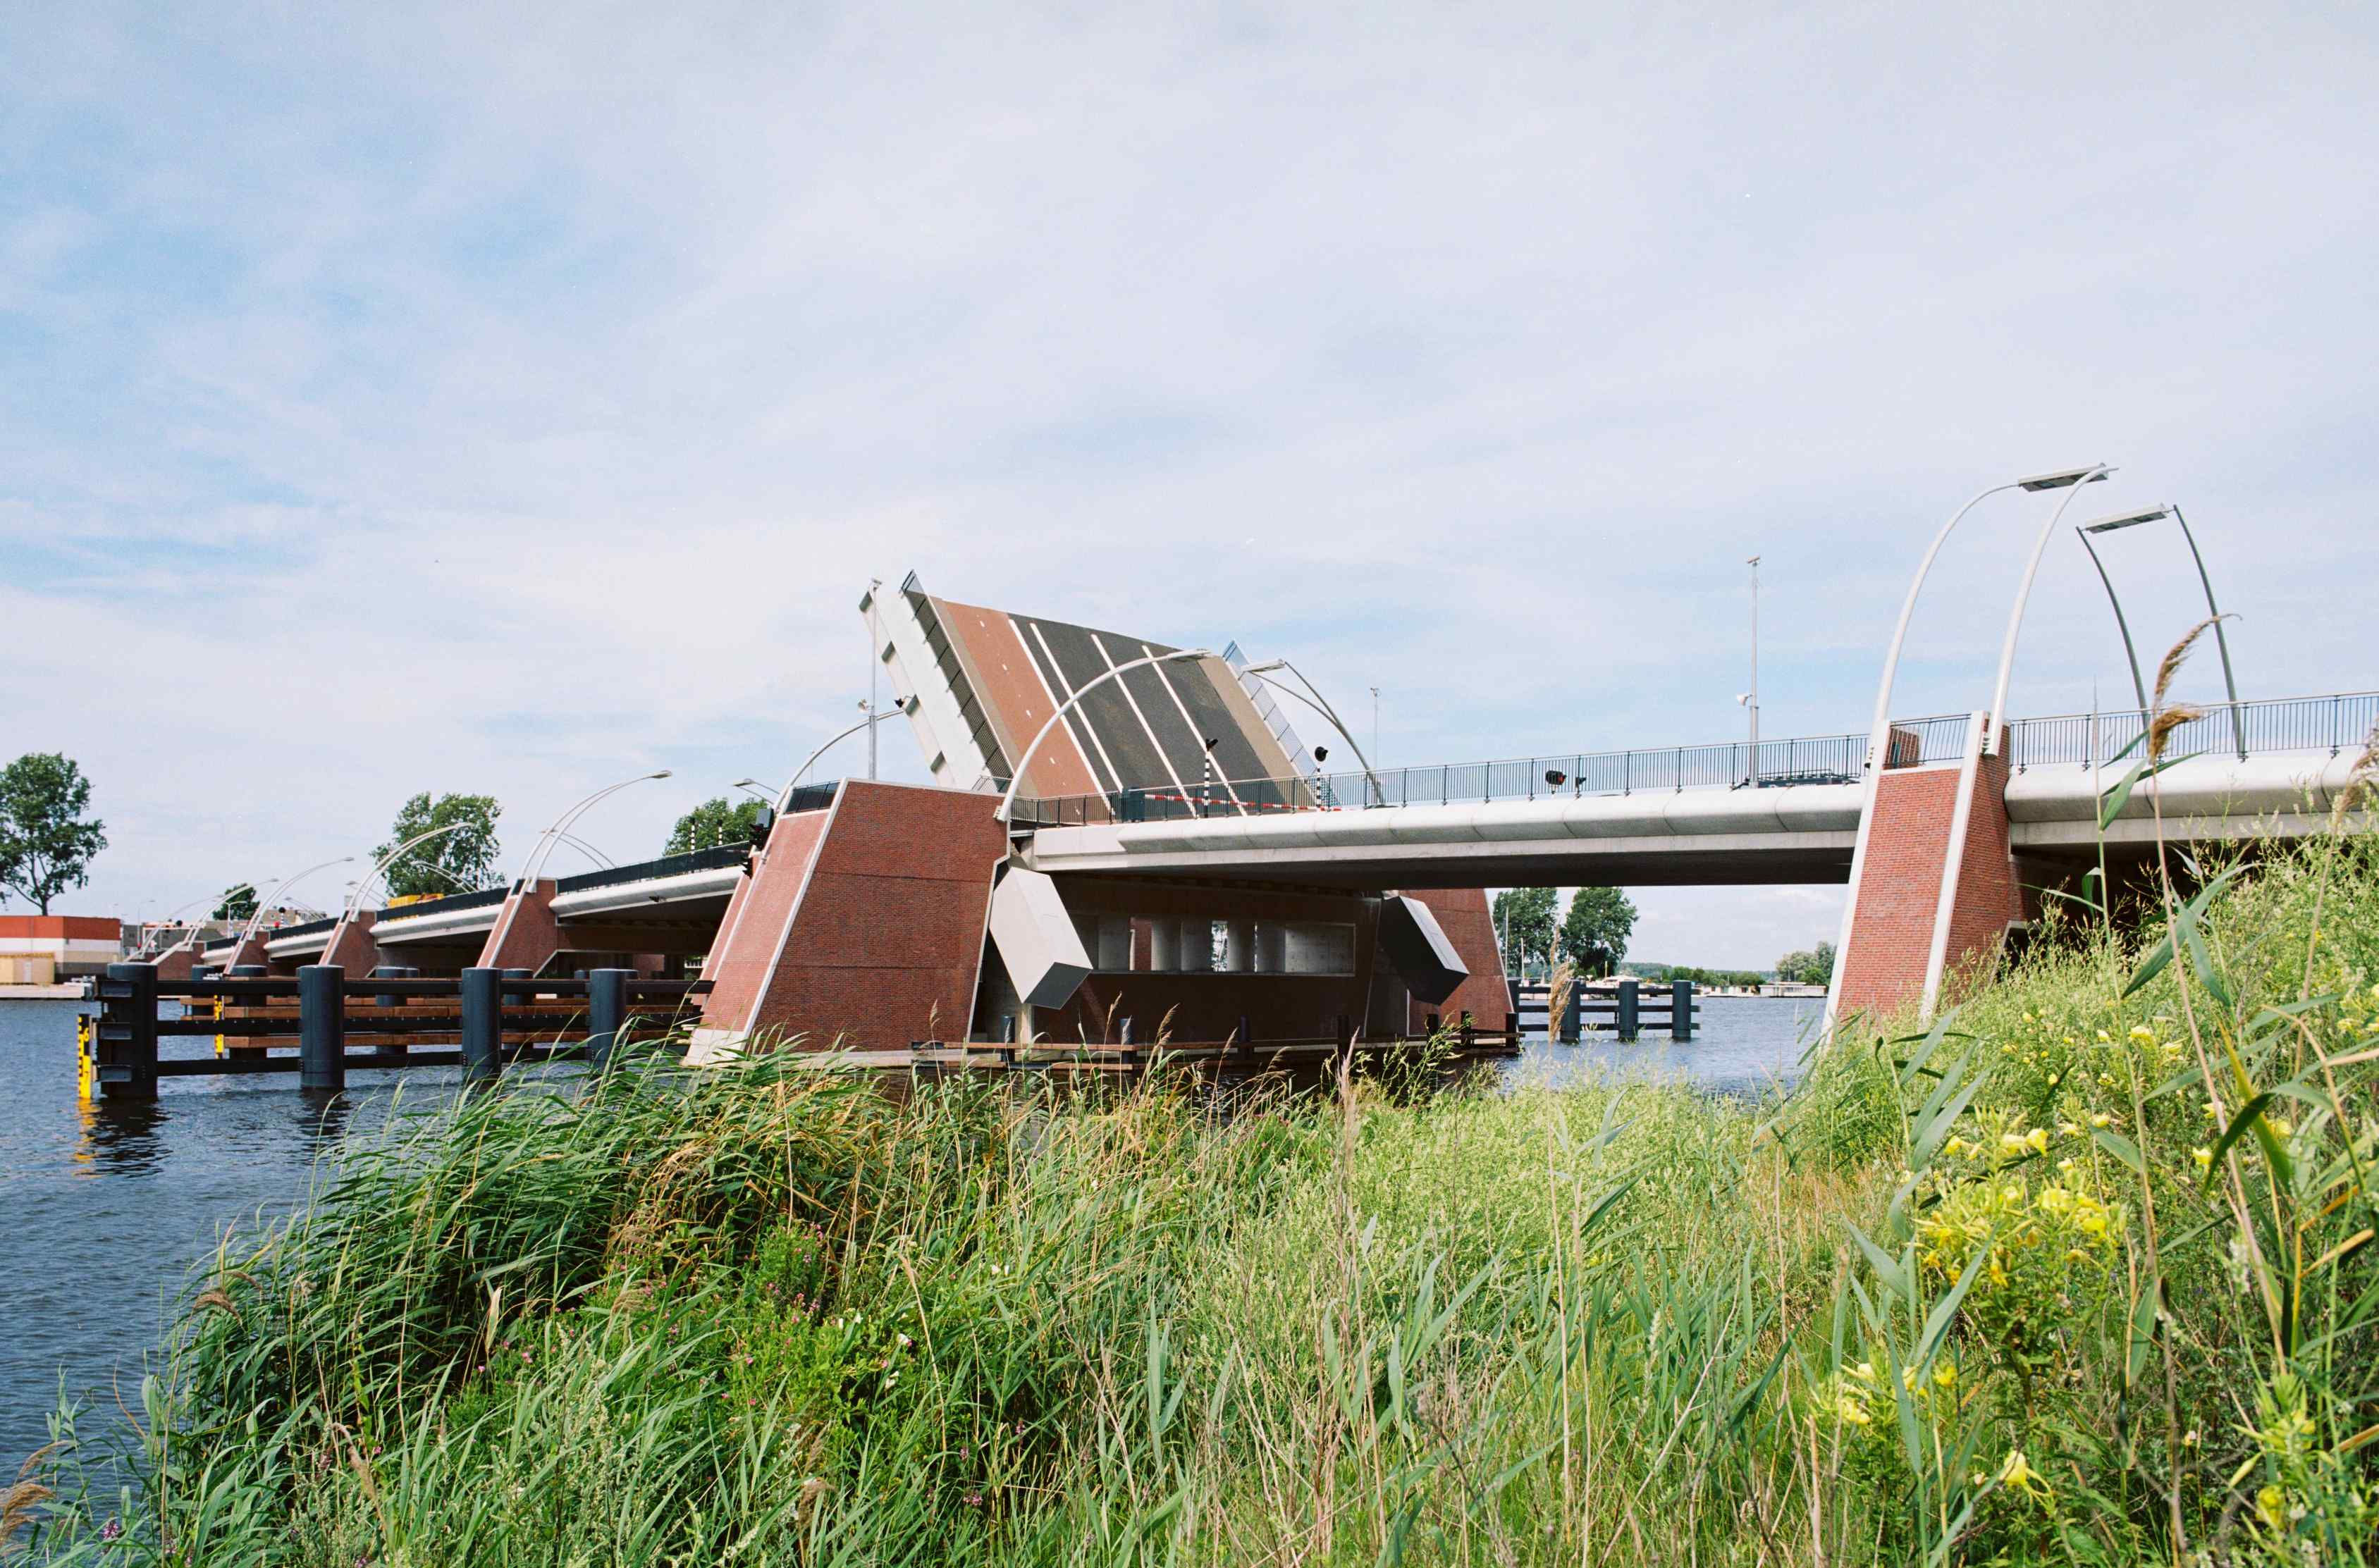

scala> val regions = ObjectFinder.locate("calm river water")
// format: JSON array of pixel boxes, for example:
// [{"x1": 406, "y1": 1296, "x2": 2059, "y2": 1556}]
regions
[{"x1": 0, "y1": 992, "x2": 1822, "y2": 1476}]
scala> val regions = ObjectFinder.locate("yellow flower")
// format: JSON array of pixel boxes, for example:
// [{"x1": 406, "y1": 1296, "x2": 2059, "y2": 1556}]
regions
[
  {"x1": 1999, "y1": 1450, "x2": 2041, "y2": 1493},
  {"x1": 1837, "y1": 1393, "x2": 1871, "y2": 1426},
  {"x1": 2129, "y1": 1024, "x2": 2156, "y2": 1043},
  {"x1": 2097, "y1": 1030, "x2": 2112, "y2": 1042},
  {"x1": 2089, "y1": 1111, "x2": 2113, "y2": 1128},
  {"x1": 2256, "y1": 1485, "x2": 2287, "y2": 1529},
  {"x1": 2036, "y1": 1186, "x2": 2074, "y2": 1216},
  {"x1": 2270, "y1": 1117, "x2": 2294, "y2": 1137},
  {"x1": 1933, "y1": 1362, "x2": 1957, "y2": 1390},
  {"x1": 2028, "y1": 1128, "x2": 2051, "y2": 1153},
  {"x1": 2193, "y1": 1147, "x2": 2213, "y2": 1170},
  {"x1": 1849, "y1": 1361, "x2": 1876, "y2": 1383}
]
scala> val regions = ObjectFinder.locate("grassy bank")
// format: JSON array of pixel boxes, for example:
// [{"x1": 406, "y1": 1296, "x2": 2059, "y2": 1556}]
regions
[{"x1": 15, "y1": 830, "x2": 2379, "y2": 1564}]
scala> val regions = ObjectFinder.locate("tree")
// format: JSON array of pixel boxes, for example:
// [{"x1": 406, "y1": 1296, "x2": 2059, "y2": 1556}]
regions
[
  {"x1": 667, "y1": 797, "x2": 770, "y2": 855},
  {"x1": 376, "y1": 794, "x2": 503, "y2": 899},
  {"x1": 1558, "y1": 886, "x2": 1637, "y2": 978},
  {"x1": 1774, "y1": 941, "x2": 1836, "y2": 985},
  {"x1": 0, "y1": 753, "x2": 108, "y2": 914},
  {"x1": 213, "y1": 884, "x2": 259, "y2": 922},
  {"x1": 1491, "y1": 887, "x2": 1559, "y2": 973}
]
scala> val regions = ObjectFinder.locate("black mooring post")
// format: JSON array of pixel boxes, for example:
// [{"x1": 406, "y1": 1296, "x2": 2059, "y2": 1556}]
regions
[
  {"x1": 299, "y1": 965, "x2": 345, "y2": 1092},
  {"x1": 1236, "y1": 1014, "x2": 1251, "y2": 1055},
  {"x1": 1425, "y1": 1012, "x2": 1439, "y2": 1041},
  {"x1": 1119, "y1": 1016, "x2": 1134, "y2": 1046},
  {"x1": 1617, "y1": 979, "x2": 1640, "y2": 1042},
  {"x1": 462, "y1": 967, "x2": 503, "y2": 1085},
  {"x1": 228, "y1": 964, "x2": 266, "y2": 977},
  {"x1": 371, "y1": 965, "x2": 405, "y2": 1009},
  {"x1": 1561, "y1": 986, "x2": 1582, "y2": 1044},
  {"x1": 103, "y1": 961, "x2": 160, "y2": 1102},
  {"x1": 1671, "y1": 978, "x2": 1694, "y2": 1041},
  {"x1": 586, "y1": 968, "x2": 630, "y2": 1070}
]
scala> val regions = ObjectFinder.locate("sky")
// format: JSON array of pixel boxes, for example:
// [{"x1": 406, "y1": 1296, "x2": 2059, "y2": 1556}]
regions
[{"x1": 4, "y1": 2, "x2": 2374, "y2": 966}]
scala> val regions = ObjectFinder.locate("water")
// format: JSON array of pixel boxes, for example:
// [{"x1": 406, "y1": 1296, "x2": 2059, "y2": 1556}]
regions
[
  {"x1": 1499, "y1": 993, "x2": 1827, "y2": 1096},
  {"x1": 0, "y1": 991, "x2": 1826, "y2": 1479},
  {"x1": 0, "y1": 999, "x2": 492, "y2": 1478}
]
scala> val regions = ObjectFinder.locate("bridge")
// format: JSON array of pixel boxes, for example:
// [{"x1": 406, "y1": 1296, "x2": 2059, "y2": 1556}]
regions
[
  {"x1": 1012, "y1": 698, "x2": 2373, "y2": 888},
  {"x1": 175, "y1": 567, "x2": 2373, "y2": 1063}
]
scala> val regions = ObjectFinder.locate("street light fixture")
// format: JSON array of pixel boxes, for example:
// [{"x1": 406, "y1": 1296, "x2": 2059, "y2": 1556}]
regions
[
  {"x1": 2074, "y1": 503, "x2": 2246, "y2": 760},
  {"x1": 228, "y1": 858, "x2": 357, "y2": 957},
  {"x1": 1740, "y1": 554, "x2": 1760, "y2": 784},
  {"x1": 993, "y1": 650, "x2": 1216, "y2": 824},
  {"x1": 1240, "y1": 658, "x2": 1388, "y2": 808},
  {"x1": 1825, "y1": 464, "x2": 2110, "y2": 1036},
  {"x1": 1986, "y1": 464, "x2": 2117, "y2": 753},
  {"x1": 332, "y1": 820, "x2": 473, "y2": 949},
  {"x1": 484, "y1": 770, "x2": 672, "y2": 962}
]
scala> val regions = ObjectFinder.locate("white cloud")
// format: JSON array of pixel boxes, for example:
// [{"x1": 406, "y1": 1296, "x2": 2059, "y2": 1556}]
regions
[{"x1": 3, "y1": 1, "x2": 2373, "y2": 946}]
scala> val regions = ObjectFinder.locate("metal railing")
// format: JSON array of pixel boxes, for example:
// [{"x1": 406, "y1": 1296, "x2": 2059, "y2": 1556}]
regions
[
  {"x1": 1009, "y1": 691, "x2": 2373, "y2": 829},
  {"x1": 555, "y1": 842, "x2": 749, "y2": 895},
  {"x1": 2005, "y1": 690, "x2": 2379, "y2": 770},
  {"x1": 1010, "y1": 725, "x2": 1906, "y2": 828},
  {"x1": 366, "y1": 886, "x2": 509, "y2": 923}
]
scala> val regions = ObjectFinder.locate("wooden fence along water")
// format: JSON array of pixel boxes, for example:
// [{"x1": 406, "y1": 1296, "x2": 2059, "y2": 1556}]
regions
[
  {"x1": 80, "y1": 963, "x2": 710, "y2": 1100},
  {"x1": 1511, "y1": 977, "x2": 1700, "y2": 1042},
  {"x1": 78, "y1": 963, "x2": 1520, "y2": 1099}
]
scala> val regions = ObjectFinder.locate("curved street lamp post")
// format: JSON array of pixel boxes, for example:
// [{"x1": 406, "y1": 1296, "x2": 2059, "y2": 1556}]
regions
[
  {"x1": 992, "y1": 650, "x2": 1217, "y2": 825},
  {"x1": 2076, "y1": 503, "x2": 2246, "y2": 762},
  {"x1": 1240, "y1": 658, "x2": 1387, "y2": 808},
  {"x1": 1822, "y1": 464, "x2": 2110, "y2": 1035}
]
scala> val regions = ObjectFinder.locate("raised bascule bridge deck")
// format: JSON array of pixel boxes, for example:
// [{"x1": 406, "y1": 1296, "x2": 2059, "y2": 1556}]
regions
[{"x1": 85, "y1": 561, "x2": 2374, "y2": 1101}]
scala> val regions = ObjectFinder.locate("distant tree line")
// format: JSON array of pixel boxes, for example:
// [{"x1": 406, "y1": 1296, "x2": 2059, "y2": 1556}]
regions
[
  {"x1": 1774, "y1": 941, "x2": 1836, "y2": 985},
  {"x1": 1492, "y1": 885, "x2": 1638, "y2": 978}
]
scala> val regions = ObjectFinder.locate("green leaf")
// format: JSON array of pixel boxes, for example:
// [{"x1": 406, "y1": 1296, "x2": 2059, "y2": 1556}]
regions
[
  {"x1": 2125, "y1": 1273, "x2": 2163, "y2": 1388},
  {"x1": 1845, "y1": 1221, "x2": 1910, "y2": 1300},
  {"x1": 2203, "y1": 1091, "x2": 2276, "y2": 1191},
  {"x1": 1728, "y1": 1341, "x2": 1791, "y2": 1432},
  {"x1": 2098, "y1": 751, "x2": 2197, "y2": 829},
  {"x1": 2123, "y1": 933, "x2": 2175, "y2": 999},
  {"x1": 1916, "y1": 1236, "x2": 1993, "y2": 1368},
  {"x1": 2091, "y1": 1125, "x2": 2146, "y2": 1176},
  {"x1": 2180, "y1": 918, "x2": 2232, "y2": 1008}
]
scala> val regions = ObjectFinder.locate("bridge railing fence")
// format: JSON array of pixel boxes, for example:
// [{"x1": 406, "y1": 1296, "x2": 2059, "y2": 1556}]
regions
[
  {"x1": 2005, "y1": 691, "x2": 2379, "y2": 771},
  {"x1": 1004, "y1": 691, "x2": 2377, "y2": 829}
]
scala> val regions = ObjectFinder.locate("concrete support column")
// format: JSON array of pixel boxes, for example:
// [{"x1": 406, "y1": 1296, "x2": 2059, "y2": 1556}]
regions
[
  {"x1": 461, "y1": 968, "x2": 502, "y2": 1085},
  {"x1": 1224, "y1": 920, "x2": 1255, "y2": 973},
  {"x1": 102, "y1": 962, "x2": 159, "y2": 1102},
  {"x1": 587, "y1": 968, "x2": 630, "y2": 1070},
  {"x1": 298, "y1": 965, "x2": 345, "y2": 1092}
]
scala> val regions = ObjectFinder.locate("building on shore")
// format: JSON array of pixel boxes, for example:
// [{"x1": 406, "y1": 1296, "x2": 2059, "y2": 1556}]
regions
[{"x1": 0, "y1": 916, "x2": 123, "y2": 982}]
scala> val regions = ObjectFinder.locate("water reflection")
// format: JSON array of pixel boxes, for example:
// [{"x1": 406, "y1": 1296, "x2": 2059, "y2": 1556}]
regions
[
  {"x1": 74, "y1": 1099, "x2": 170, "y2": 1178},
  {"x1": 294, "y1": 1090, "x2": 353, "y2": 1144}
]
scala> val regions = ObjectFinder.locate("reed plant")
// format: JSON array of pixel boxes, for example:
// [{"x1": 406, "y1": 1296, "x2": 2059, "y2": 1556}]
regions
[{"x1": 16, "y1": 770, "x2": 2379, "y2": 1563}]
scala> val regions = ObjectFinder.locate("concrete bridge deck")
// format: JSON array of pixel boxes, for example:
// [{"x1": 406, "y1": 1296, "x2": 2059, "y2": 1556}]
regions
[{"x1": 1014, "y1": 748, "x2": 2368, "y2": 889}]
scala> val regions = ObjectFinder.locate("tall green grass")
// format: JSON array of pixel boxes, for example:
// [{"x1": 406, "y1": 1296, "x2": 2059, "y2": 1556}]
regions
[{"x1": 17, "y1": 829, "x2": 2379, "y2": 1564}]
